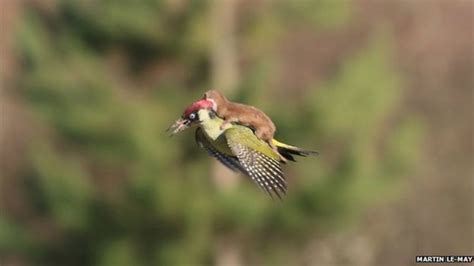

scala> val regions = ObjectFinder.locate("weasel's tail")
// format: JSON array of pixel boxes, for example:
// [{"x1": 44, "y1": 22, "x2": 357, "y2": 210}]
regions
[{"x1": 272, "y1": 139, "x2": 319, "y2": 162}]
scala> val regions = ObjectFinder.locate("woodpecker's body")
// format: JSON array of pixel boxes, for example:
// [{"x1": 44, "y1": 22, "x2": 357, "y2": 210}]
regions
[
  {"x1": 204, "y1": 90, "x2": 279, "y2": 156},
  {"x1": 196, "y1": 109, "x2": 280, "y2": 160}
]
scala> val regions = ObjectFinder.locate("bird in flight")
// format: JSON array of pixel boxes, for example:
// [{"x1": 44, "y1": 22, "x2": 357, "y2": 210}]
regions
[{"x1": 168, "y1": 94, "x2": 318, "y2": 199}]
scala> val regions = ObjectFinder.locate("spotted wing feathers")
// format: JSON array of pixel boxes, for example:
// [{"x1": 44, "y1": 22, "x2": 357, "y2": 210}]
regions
[
  {"x1": 195, "y1": 127, "x2": 288, "y2": 199},
  {"x1": 195, "y1": 128, "x2": 248, "y2": 174},
  {"x1": 227, "y1": 138, "x2": 287, "y2": 199}
]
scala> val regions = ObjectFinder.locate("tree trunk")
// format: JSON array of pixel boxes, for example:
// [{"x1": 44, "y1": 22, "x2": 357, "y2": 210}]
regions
[
  {"x1": 210, "y1": 0, "x2": 241, "y2": 191},
  {"x1": 210, "y1": 1, "x2": 243, "y2": 266}
]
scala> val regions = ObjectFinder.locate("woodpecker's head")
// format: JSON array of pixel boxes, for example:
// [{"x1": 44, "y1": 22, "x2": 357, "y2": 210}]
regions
[{"x1": 168, "y1": 99, "x2": 214, "y2": 135}]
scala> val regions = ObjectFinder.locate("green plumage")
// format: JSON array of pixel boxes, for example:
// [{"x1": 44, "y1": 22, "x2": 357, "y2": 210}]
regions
[
  {"x1": 196, "y1": 110, "x2": 280, "y2": 159},
  {"x1": 195, "y1": 109, "x2": 286, "y2": 198}
]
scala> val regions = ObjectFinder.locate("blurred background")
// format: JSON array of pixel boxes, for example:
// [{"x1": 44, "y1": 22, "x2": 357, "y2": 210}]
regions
[{"x1": 0, "y1": 0, "x2": 472, "y2": 265}]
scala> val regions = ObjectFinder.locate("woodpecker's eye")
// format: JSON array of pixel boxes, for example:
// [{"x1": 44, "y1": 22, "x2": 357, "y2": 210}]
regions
[{"x1": 189, "y1": 112, "x2": 197, "y2": 120}]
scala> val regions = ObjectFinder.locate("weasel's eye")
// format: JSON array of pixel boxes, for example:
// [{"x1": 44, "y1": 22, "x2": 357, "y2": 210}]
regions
[{"x1": 189, "y1": 113, "x2": 196, "y2": 120}]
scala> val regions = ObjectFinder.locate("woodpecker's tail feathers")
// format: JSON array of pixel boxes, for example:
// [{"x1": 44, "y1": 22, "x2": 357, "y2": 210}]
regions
[{"x1": 272, "y1": 139, "x2": 319, "y2": 162}]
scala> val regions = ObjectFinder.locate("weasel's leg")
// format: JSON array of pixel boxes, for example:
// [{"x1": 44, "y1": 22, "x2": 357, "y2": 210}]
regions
[
  {"x1": 269, "y1": 141, "x2": 287, "y2": 163},
  {"x1": 220, "y1": 117, "x2": 238, "y2": 130},
  {"x1": 255, "y1": 128, "x2": 287, "y2": 163}
]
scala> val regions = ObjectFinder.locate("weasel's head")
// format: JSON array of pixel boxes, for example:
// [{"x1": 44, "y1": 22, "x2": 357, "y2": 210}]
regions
[{"x1": 203, "y1": 90, "x2": 226, "y2": 111}]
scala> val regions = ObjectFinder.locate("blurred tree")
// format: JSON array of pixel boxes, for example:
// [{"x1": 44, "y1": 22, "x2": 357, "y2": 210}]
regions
[{"x1": 0, "y1": 1, "x2": 420, "y2": 265}]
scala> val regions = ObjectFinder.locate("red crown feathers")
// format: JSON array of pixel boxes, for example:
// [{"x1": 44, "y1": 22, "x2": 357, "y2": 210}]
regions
[{"x1": 182, "y1": 99, "x2": 213, "y2": 118}]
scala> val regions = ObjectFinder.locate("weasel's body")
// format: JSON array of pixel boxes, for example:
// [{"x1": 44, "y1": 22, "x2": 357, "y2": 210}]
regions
[{"x1": 204, "y1": 90, "x2": 283, "y2": 161}]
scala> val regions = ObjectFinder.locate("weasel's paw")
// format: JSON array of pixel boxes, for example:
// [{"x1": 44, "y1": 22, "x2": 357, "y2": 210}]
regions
[{"x1": 220, "y1": 120, "x2": 231, "y2": 130}]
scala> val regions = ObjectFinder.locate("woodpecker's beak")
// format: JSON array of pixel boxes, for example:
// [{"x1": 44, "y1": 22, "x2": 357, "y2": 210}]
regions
[{"x1": 167, "y1": 118, "x2": 191, "y2": 136}]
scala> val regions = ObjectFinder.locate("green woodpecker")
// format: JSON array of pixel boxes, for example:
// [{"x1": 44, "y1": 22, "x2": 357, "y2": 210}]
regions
[
  {"x1": 168, "y1": 99, "x2": 318, "y2": 199},
  {"x1": 203, "y1": 90, "x2": 282, "y2": 160}
]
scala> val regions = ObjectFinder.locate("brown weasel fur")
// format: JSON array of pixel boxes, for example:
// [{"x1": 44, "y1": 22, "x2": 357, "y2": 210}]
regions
[{"x1": 204, "y1": 90, "x2": 286, "y2": 162}]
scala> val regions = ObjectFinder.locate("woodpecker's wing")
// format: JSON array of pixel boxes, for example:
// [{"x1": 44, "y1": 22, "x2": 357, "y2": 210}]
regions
[
  {"x1": 195, "y1": 127, "x2": 248, "y2": 174},
  {"x1": 225, "y1": 126, "x2": 287, "y2": 199}
]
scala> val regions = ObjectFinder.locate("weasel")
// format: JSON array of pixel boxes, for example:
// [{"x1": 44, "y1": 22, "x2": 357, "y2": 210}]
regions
[{"x1": 204, "y1": 90, "x2": 286, "y2": 162}]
